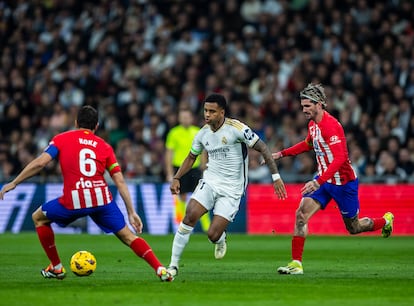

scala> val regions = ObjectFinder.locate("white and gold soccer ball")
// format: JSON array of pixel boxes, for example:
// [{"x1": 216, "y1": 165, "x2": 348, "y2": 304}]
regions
[{"x1": 70, "y1": 250, "x2": 97, "y2": 276}]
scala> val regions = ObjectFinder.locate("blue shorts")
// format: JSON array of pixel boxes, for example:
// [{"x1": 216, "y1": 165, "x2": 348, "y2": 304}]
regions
[
  {"x1": 305, "y1": 178, "x2": 360, "y2": 218},
  {"x1": 42, "y1": 199, "x2": 126, "y2": 233}
]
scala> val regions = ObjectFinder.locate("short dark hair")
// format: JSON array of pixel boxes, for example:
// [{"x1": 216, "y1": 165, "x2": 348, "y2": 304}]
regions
[
  {"x1": 77, "y1": 105, "x2": 98, "y2": 130},
  {"x1": 204, "y1": 93, "x2": 227, "y2": 110}
]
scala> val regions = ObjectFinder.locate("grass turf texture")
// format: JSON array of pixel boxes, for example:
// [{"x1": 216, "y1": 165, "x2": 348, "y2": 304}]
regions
[{"x1": 0, "y1": 233, "x2": 413, "y2": 306}]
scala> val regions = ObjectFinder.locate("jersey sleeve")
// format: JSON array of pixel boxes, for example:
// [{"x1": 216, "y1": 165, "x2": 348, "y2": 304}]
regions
[
  {"x1": 190, "y1": 129, "x2": 204, "y2": 156},
  {"x1": 105, "y1": 144, "x2": 121, "y2": 176},
  {"x1": 240, "y1": 124, "x2": 260, "y2": 147},
  {"x1": 44, "y1": 143, "x2": 59, "y2": 159},
  {"x1": 281, "y1": 140, "x2": 313, "y2": 156},
  {"x1": 44, "y1": 134, "x2": 63, "y2": 159},
  {"x1": 315, "y1": 123, "x2": 348, "y2": 185}
]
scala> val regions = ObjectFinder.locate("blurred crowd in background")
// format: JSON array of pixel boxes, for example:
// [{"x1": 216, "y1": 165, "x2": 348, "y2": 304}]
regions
[{"x1": 0, "y1": 0, "x2": 414, "y2": 184}]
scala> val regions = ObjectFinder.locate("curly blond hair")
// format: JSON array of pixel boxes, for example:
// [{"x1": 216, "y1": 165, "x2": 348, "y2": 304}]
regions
[{"x1": 299, "y1": 83, "x2": 327, "y2": 108}]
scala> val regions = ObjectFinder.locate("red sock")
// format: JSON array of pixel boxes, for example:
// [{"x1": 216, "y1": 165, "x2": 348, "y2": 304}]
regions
[
  {"x1": 36, "y1": 225, "x2": 61, "y2": 266},
  {"x1": 130, "y1": 237, "x2": 162, "y2": 271},
  {"x1": 292, "y1": 236, "x2": 305, "y2": 262},
  {"x1": 372, "y1": 217, "x2": 386, "y2": 231}
]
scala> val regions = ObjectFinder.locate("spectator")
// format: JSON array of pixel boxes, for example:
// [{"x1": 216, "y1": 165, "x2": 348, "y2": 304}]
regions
[
  {"x1": 398, "y1": 148, "x2": 414, "y2": 176},
  {"x1": 173, "y1": 31, "x2": 201, "y2": 55},
  {"x1": 0, "y1": 0, "x2": 413, "y2": 185},
  {"x1": 240, "y1": 0, "x2": 262, "y2": 24},
  {"x1": 149, "y1": 41, "x2": 175, "y2": 75},
  {"x1": 58, "y1": 79, "x2": 85, "y2": 108},
  {"x1": 376, "y1": 150, "x2": 408, "y2": 184}
]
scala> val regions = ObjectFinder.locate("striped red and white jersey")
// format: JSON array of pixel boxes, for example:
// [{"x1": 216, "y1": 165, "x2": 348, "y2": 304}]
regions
[
  {"x1": 282, "y1": 111, "x2": 356, "y2": 185},
  {"x1": 45, "y1": 129, "x2": 121, "y2": 209}
]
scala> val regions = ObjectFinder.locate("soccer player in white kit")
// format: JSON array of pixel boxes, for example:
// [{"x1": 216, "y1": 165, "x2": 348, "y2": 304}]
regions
[{"x1": 167, "y1": 93, "x2": 287, "y2": 277}]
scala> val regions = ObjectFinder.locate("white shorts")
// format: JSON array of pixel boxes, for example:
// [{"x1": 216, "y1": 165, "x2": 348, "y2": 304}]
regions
[{"x1": 191, "y1": 179, "x2": 241, "y2": 222}]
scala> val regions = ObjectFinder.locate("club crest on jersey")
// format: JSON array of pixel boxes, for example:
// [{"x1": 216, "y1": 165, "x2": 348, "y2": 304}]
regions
[
  {"x1": 222, "y1": 137, "x2": 227, "y2": 144},
  {"x1": 309, "y1": 126, "x2": 316, "y2": 137}
]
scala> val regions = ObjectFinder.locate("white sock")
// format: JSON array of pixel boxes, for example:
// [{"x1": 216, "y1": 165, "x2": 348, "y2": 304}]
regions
[
  {"x1": 169, "y1": 222, "x2": 193, "y2": 268},
  {"x1": 54, "y1": 263, "x2": 62, "y2": 270},
  {"x1": 213, "y1": 231, "x2": 226, "y2": 244}
]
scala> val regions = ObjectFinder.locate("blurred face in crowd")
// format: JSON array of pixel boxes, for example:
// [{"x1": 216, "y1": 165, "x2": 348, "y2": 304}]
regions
[{"x1": 204, "y1": 102, "x2": 225, "y2": 131}]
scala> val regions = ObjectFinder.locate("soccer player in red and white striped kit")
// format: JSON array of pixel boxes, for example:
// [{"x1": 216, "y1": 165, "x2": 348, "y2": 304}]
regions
[
  {"x1": 273, "y1": 83, "x2": 394, "y2": 275},
  {"x1": 0, "y1": 105, "x2": 173, "y2": 281}
]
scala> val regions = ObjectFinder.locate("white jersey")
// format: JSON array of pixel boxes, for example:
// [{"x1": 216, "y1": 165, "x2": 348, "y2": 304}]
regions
[{"x1": 190, "y1": 118, "x2": 259, "y2": 198}]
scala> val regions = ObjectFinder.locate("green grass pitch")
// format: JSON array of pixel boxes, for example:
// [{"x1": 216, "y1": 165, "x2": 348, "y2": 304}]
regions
[{"x1": 0, "y1": 233, "x2": 413, "y2": 306}]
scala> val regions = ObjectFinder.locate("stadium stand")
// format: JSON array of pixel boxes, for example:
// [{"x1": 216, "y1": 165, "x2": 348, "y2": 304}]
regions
[{"x1": 0, "y1": 0, "x2": 413, "y2": 184}]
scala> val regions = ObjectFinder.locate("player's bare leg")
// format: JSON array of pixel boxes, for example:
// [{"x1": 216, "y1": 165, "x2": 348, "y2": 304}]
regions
[
  {"x1": 32, "y1": 207, "x2": 66, "y2": 279},
  {"x1": 278, "y1": 198, "x2": 320, "y2": 275},
  {"x1": 343, "y1": 215, "x2": 374, "y2": 234},
  {"x1": 115, "y1": 226, "x2": 173, "y2": 281},
  {"x1": 293, "y1": 198, "x2": 321, "y2": 236},
  {"x1": 343, "y1": 213, "x2": 393, "y2": 237},
  {"x1": 168, "y1": 199, "x2": 207, "y2": 275},
  {"x1": 175, "y1": 193, "x2": 211, "y2": 233},
  {"x1": 207, "y1": 215, "x2": 229, "y2": 259}
]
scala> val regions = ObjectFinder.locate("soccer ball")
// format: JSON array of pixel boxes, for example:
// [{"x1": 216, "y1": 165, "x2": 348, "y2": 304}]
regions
[{"x1": 70, "y1": 250, "x2": 97, "y2": 276}]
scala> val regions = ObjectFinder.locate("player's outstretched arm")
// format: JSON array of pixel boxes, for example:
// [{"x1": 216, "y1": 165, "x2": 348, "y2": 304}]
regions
[
  {"x1": 253, "y1": 140, "x2": 287, "y2": 200},
  {"x1": 0, "y1": 152, "x2": 52, "y2": 200},
  {"x1": 112, "y1": 172, "x2": 143, "y2": 233},
  {"x1": 170, "y1": 152, "x2": 197, "y2": 195},
  {"x1": 271, "y1": 151, "x2": 283, "y2": 160},
  {"x1": 260, "y1": 151, "x2": 283, "y2": 165}
]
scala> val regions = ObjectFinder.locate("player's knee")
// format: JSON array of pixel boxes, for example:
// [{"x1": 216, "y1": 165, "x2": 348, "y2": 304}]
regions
[
  {"x1": 32, "y1": 210, "x2": 44, "y2": 226},
  {"x1": 295, "y1": 210, "x2": 306, "y2": 228}
]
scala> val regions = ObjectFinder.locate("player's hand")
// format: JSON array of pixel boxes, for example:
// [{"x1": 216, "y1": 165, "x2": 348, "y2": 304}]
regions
[
  {"x1": 128, "y1": 212, "x2": 143, "y2": 234},
  {"x1": 166, "y1": 174, "x2": 173, "y2": 183},
  {"x1": 261, "y1": 151, "x2": 283, "y2": 165},
  {"x1": 170, "y1": 179, "x2": 180, "y2": 195},
  {"x1": 0, "y1": 182, "x2": 17, "y2": 200},
  {"x1": 301, "y1": 179, "x2": 320, "y2": 195},
  {"x1": 272, "y1": 151, "x2": 283, "y2": 160},
  {"x1": 273, "y1": 178, "x2": 287, "y2": 200}
]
